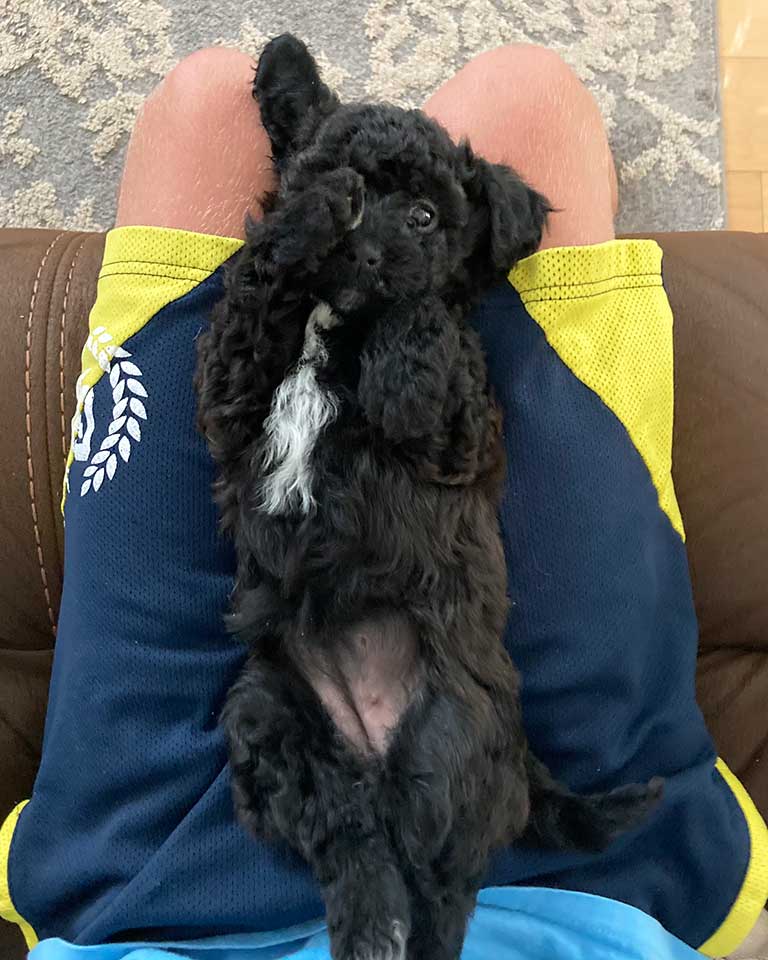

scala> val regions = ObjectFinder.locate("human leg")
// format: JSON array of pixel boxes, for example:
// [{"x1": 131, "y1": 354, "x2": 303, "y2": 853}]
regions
[
  {"x1": 116, "y1": 46, "x2": 275, "y2": 237},
  {"x1": 424, "y1": 44, "x2": 618, "y2": 250}
]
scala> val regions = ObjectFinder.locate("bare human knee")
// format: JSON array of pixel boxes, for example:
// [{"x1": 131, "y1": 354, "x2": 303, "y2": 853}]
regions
[
  {"x1": 425, "y1": 44, "x2": 617, "y2": 249},
  {"x1": 117, "y1": 46, "x2": 276, "y2": 237}
]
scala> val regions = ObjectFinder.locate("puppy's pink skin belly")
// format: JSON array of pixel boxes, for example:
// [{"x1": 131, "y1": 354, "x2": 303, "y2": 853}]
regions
[
  {"x1": 303, "y1": 616, "x2": 421, "y2": 755},
  {"x1": 311, "y1": 675, "x2": 402, "y2": 754}
]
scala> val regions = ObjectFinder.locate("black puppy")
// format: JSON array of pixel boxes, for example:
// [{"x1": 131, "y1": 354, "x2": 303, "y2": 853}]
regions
[{"x1": 196, "y1": 34, "x2": 662, "y2": 960}]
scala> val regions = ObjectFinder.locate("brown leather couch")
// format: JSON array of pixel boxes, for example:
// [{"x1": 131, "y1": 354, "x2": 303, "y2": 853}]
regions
[{"x1": 1, "y1": 228, "x2": 767, "y2": 957}]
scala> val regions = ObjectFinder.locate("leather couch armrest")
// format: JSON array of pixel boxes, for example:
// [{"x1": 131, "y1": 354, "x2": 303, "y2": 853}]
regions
[
  {"x1": 636, "y1": 231, "x2": 768, "y2": 812},
  {"x1": 0, "y1": 229, "x2": 104, "y2": 821}
]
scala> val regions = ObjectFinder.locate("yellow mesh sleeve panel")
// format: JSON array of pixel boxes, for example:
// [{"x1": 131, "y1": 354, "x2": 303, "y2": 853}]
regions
[
  {"x1": 698, "y1": 759, "x2": 768, "y2": 957},
  {"x1": 0, "y1": 800, "x2": 38, "y2": 950},
  {"x1": 508, "y1": 239, "x2": 684, "y2": 540},
  {"x1": 61, "y1": 226, "x2": 244, "y2": 511}
]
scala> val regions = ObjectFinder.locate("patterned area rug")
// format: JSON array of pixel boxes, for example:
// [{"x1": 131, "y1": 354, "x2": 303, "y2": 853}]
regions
[{"x1": 0, "y1": 0, "x2": 724, "y2": 233}]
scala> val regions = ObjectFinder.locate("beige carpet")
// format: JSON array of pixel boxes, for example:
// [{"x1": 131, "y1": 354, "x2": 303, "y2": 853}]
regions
[{"x1": 0, "y1": 0, "x2": 724, "y2": 233}]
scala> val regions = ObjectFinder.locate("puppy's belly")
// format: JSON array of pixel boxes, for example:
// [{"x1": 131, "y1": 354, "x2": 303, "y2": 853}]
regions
[{"x1": 301, "y1": 613, "x2": 422, "y2": 755}]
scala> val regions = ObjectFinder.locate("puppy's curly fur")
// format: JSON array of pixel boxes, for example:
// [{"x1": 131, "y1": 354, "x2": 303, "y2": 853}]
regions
[{"x1": 196, "y1": 34, "x2": 662, "y2": 960}]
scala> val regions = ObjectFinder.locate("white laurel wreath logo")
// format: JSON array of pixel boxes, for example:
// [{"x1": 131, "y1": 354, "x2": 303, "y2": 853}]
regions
[{"x1": 78, "y1": 325, "x2": 148, "y2": 497}]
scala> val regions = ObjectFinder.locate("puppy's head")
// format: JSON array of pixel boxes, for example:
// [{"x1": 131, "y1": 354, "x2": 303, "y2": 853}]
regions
[{"x1": 256, "y1": 34, "x2": 550, "y2": 315}]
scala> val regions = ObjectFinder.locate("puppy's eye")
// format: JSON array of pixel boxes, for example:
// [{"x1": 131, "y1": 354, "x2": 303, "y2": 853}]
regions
[{"x1": 406, "y1": 201, "x2": 438, "y2": 234}]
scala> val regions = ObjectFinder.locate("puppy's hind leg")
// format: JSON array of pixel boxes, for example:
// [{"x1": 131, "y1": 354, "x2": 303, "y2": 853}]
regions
[
  {"x1": 379, "y1": 682, "x2": 530, "y2": 960},
  {"x1": 223, "y1": 653, "x2": 411, "y2": 960},
  {"x1": 325, "y1": 843, "x2": 410, "y2": 960}
]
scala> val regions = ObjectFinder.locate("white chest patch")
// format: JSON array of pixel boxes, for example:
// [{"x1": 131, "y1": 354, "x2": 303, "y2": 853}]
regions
[{"x1": 259, "y1": 302, "x2": 340, "y2": 516}]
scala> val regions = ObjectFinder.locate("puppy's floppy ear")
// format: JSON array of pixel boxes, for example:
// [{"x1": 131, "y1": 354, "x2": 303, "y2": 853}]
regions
[
  {"x1": 254, "y1": 34, "x2": 339, "y2": 168},
  {"x1": 461, "y1": 141, "x2": 551, "y2": 273}
]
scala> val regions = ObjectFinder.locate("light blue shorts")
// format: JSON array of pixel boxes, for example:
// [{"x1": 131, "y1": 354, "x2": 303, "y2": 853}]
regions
[{"x1": 29, "y1": 887, "x2": 700, "y2": 960}]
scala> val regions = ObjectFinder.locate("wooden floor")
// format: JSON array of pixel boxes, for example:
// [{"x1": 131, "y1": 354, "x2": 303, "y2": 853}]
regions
[{"x1": 720, "y1": 0, "x2": 768, "y2": 230}]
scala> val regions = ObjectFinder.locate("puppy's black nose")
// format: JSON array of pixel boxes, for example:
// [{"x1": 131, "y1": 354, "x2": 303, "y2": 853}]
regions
[{"x1": 348, "y1": 241, "x2": 382, "y2": 269}]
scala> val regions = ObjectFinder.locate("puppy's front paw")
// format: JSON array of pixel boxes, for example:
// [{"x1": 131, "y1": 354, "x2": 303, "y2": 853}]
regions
[{"x1": 367, "y1": 389, "x2": 440, "y2": 441}]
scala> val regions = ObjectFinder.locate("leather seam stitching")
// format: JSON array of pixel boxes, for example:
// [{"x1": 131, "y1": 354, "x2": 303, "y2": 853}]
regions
[
  {"x1": 25, "y1": 232, "x2": 64, "y2": 638},
  {"x1": 59, "y1": 238, "x2": 88, "y2": 459}
]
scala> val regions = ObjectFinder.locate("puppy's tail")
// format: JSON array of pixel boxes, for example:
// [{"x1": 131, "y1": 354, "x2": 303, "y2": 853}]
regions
[{"x1": 522, "y1": 753, "x2": 663, "y2": 852}]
